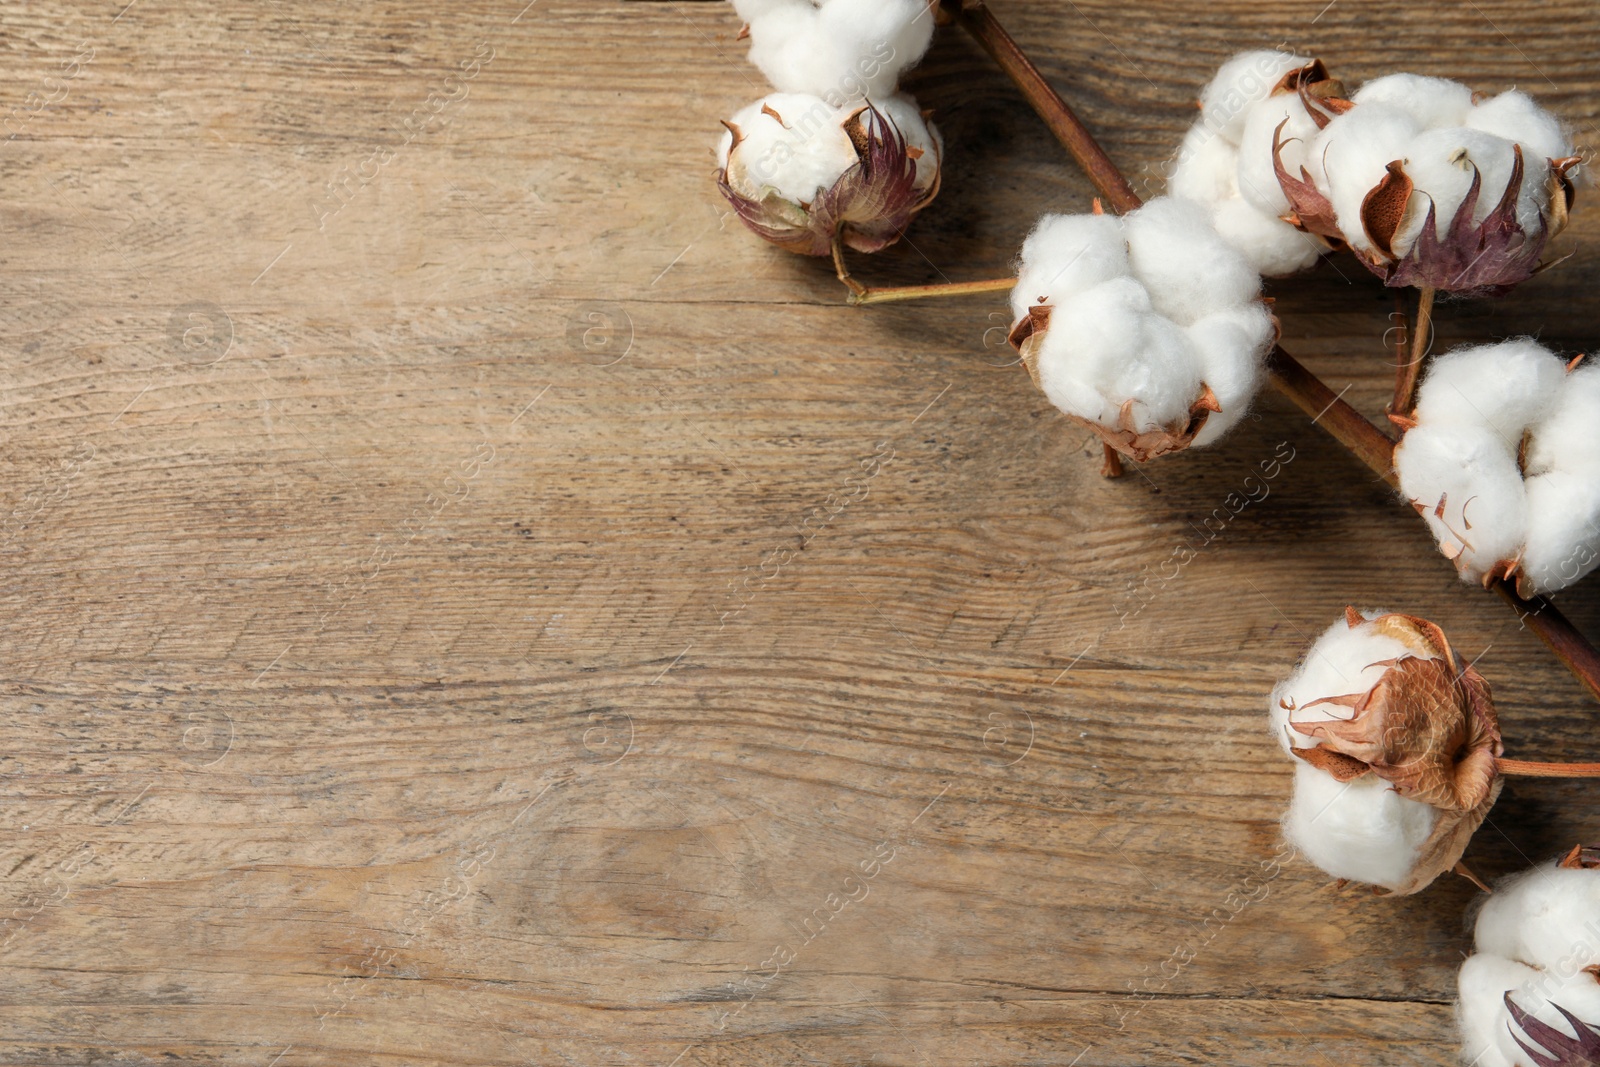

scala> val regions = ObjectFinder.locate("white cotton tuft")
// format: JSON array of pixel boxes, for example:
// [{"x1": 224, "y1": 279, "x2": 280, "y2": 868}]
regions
[
  {"x1": 1468, "y1": 89, "x2": 1573, "y2": 166},
  {"x1": 873, "y1": 91, "x2": 943, "y2": 188},
  {"x1": 1282, "y1": 762, "x2": 1437, "y2": 892},
  {"x1": 1167, "y1": 123, "x2": 1239, "y2": 206},
  {"x1": 1458, "y1": 857, "x2": 1600, "y2": 1067},
  {"x1": 735, "y1": 0, "x2": 935, "y2": 102},
  {"x1": 1209, "y1": 196, "x2": 1327, "y2": 276},
  {"x1": 1391, "y1": 127, "x2": 1544, "y2": 257},
  {"x1": 1197, "y1": 50, "x2": 1311, "y2": 145},
  {"x1": 1009, "y1": 197, "x2": 1272, "y2": 452},
  {"x1": 718, "y1": 93, "x2": 860, "y2": 203},
  {"x1": 1398, "y1": 341, "x2": 1600, "y2": 594},
  {"x1": 1122, "y1": 196, "x2": 1261, "y2": 326},
  {"x1": 1235, "y1": 91, "x2": 1320, "y2": 217},
  {"x1": 1351, "y1": 72, "x2": 1474, "y2": 129}
]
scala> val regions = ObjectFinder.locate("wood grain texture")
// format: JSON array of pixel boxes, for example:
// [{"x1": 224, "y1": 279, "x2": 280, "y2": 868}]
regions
[{"x1": 2, "y1": 1, "x2": 1599, "y2": 1063}]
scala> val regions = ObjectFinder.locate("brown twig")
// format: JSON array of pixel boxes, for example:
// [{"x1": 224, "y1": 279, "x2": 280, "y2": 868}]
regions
[
  {"x1": 1101, "y1": 443, "x2": 1125, "y2": 478},
  {"x1": 943, "y1": 0, "x2": 1140, "y2": 215},
  {"x1": 1498, "y1": 758, "x2": 1600, "y2": 779},
  {"x1": 1390, "y1": 286, "x2": 1435, "y2": 417},
  {"x1": 947, "y1": 0, "x2": 1600, "y2": 706},
  {"x1": 833, "y1": 235, "x2": 1015, "y2": 305}
]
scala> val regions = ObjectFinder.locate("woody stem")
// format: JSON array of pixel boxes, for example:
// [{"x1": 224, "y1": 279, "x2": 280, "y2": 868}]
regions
[
  {"x1": 1497, "y1": 758, "x2": 1600, "y2": 779},
  {"x1": 833, "y1": 235, "x2": 1015, "y2": 305},
  {"x1": 1390, "y1": 286, "x2": 1435, "y2": 417},
  {"x1": 953, "y1": 1, "x2": 1600, "y2": 707}
]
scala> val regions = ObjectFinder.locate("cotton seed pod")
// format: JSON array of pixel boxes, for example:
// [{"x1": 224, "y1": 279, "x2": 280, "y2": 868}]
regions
[
  {"x1": 1394, "y1": 340, "x2": 1600, "y2": 596},
  {"x1": 1458, "y1": 847, "x2": 1600, "y2": 1067},
  {"x1": 1270, "y1": 607, "x2": 1502, "y2": 896},
  {"x1": 1007, "y1": 197, "x2": 1277, "y2": 462},
  {"x1": 717, "y1": 92, "x2": 942, "y2": 257},
  {"x1": 1271, "y1": 69, "x2": 1579, "y2": 295}
]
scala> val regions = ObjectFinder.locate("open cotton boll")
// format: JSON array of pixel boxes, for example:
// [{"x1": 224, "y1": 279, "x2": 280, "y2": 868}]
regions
[
  {"x1": 1396, "y1": 423, "x2": 1530, "y2": 583},
  {"x1": 1009, "y1": 213, "x2": 1129, "y2": 323},
  {"x1": 1411, "y1": 339, "x2": 1565, "y2": 444},
  {"x1": 1187, "y1": 303, "x2": 1274, "y2": 446},
  {"x1": 1308, "y1": 104, "x2": 1423, "y2": 254},
  {"x1": 1520, "y1": 471, "x2": 1600, "y2": 594},
  {"x1": 1198, "y1": 49, "x2": 1311, "y2": 144},
  {"x1": 1350, "y1": 72, "x2": 1473, "y2": 129},
  {"x1": 1123, "y1": 196, "x2": 1260, "y2": 326},
  {"x1": 872, "y1": 92, "x2": 942, "y2": 189},
  {"x1": 1459, "y1": 855, "x2": 1600, "y2": 1067},
  {"x1": 1469, "y1": 89, "x2": 1573, "y2": 166},
  {"x1": 1008, "y1": 197, "x2": 1271, "y2": 461},
  {"x1": 1524, "y1": 362, "x2": 1600, "y2": 478},
  {"x1": 1283, "y1": 763, "x2": 1437, "y2": 891},
  {"x1": 1268, "y1": 607, "x2": 1502, "y2": 895},
  {"x1": 718, "y1": 93, "x2": 859, "y2": 202},
  {"x1": 735, "y1": 0, "x2": 934, "y2": 102}
]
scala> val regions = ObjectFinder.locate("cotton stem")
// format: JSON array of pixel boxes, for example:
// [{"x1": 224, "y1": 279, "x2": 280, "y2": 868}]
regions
[
  {"x1": 1390, "y1": 287, "x2": 1435, "y2": 417},
  {"x1": 1497, "y1": 758, "x2": 1600, "y2": 779}
]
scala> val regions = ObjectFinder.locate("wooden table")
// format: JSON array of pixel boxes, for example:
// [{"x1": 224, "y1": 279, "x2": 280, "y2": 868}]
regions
[{"x1": 3, "y1": 2, "x2": 1597, "y2": 1063}]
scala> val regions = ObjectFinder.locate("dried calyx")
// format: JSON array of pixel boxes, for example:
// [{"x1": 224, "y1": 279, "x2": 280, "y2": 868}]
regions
[
  {"x1": 1268, "y1": 60, "x2": 1579, "y2": 295},
  {"x1": 1271, "y1": 607, "x2": 1502, "y2": 896}
]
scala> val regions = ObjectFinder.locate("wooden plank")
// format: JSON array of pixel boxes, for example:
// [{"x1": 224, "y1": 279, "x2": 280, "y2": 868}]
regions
[{"x1": 1, "y1": 0, "x2": 1597, "y2": 1063}]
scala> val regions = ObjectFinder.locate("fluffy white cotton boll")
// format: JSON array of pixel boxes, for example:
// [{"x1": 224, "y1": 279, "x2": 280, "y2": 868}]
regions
[
  {"x1": 1396, "y1": 423, "x2": 1529, "y2": 582},
  {"x1": 1168, "y1": 123, "x2": 1240, "y2": 206},
  {"x1": 1187, "y1": 303, "x2": 1274, "y2": 446},
  {"x1": 1525, "y1": 362, "x2": 1600, "y2": 478},
  {"x1": 1123, "y1": 196, "x2": 1260, "y2": 327},
  {"x1": 736, "y1": 0, "x2": 934, "y2": 101},
  {"x1": 1309, "y1": 104, "x2": 1422, "y2": 253},
  {"x1": 1009, "y1": 212, "x2": 1129, "y2": 322},
  {"x1": 1236, "y1": 91, "x2": 1320, "y2": 216},
  {"x1": 1032, "y1": 277, "x2": 1201, "y2": 432},
  {"x1": 1475, "y1": 863, "x2": 1600, "y2": 970},
  {"x1": 1412, "y1": 339, "x2": 1565, "y2": 445},
  {"x1": 1198, "y1": 49, "x2": 1311, "y2": 145},
  {"x1": 1210, "y1": 196, "x2": 1327, "y2": 276},
  {"x1": 718, "y1": 93, "x2": 860, "y2": 203},
  {"x1": 1351, "y1": 72, "x2": 1474, "y2": 129},
  {"x1": 1268, "y1": 610, "x2": 1426, "y2": 754},
  {"x1": 1283, "y1": 762, "x2": 1438, "y2": 891},
  {"x1": 1469, "y1": 89, "x2": 1573, "y2": 166},
  {"x1": 872, "y1": 92, "x2": 942, "y2": 188}
]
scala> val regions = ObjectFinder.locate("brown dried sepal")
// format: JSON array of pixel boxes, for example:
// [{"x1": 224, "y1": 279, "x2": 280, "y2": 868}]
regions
[
  {"x1": 1288, "y1": 609, "x2": 1505, "y2": 895},
  {"x1": 1272, "y1": 117, "x2": 1346, "y2": 243},
  {"x1": 1276, "y1": 58, "x2": 1353, "y2": 129},
  {"x1": 1559, "y1": 844, "x2": 1600, "y2": 870}
]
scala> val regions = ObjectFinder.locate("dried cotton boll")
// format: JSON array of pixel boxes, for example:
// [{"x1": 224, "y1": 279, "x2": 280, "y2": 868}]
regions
[
  {"x1": 1389, "y1": 127, "x2": 1545, "y2": 259},
  {"x1": 732, "y1": 0, "x2": 935, "y2": 102},
  {"x1": 1198, "y1": 49, "x2": 1312, "y2": 144},
  {"x1": 717, "y1": 93, "x2": 942, "y2": 256},
  {"x1": 1236, "y1": 89, "x2": 1320, "y2": 217},
  {"x1": 1268, "y1": 608, "x2": 1503, "y2": 895},
  {"x1": 1350, "y1": 72, "x2": 1474, "y2": 130},
  {"x1": 1457, "y1": 849, "x2": 1600, "y2": 1067},
  {"x1": 1306, "y1": 103, "x2": 1423, "y2": 255},
  {"x1": 1007, "y1": 197, "x2": 1275, "y2": 462}
]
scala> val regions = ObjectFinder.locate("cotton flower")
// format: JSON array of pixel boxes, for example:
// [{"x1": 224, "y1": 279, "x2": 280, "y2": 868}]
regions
[
  {"x1": 1167, "y1": 51, "x2": 1337, "y2": 277},
  {"x1": 1269, "y1": 607, "x2": 1502, "y2": 896},
  {"x1": 717, "y1": 92, "x2": 942, "y2": 255},
  {"x1": 1458, "y1": 846, "x2": 1600, "y2": 1067},
  {"x1": 1006, "y1": 196, "x2": 1275, "y2": 460},
  {"x1": 1273, "y1": 71, "x2": 1579, "y2": 294},
  {"x1": 731, "y1": 0, "x2": 936, "y2": 103},
  {"x1": 1394, "y1": 340, "x2": 1600, "y2": 596}
]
